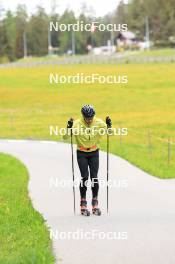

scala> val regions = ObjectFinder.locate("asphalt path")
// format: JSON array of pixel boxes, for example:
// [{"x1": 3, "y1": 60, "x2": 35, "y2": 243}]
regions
[{"x1": 1, "y1": 139, "x2": 175, "y2": 264}]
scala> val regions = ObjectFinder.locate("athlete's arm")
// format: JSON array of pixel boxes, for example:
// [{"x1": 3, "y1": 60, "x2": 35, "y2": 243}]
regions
[{"x1": 62, "y1": 118, "x2": 74, "y2": 140}]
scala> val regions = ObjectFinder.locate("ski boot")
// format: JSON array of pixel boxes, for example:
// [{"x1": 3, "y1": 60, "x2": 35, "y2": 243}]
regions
[
  {"x1": 80, "y1": 199, "x2": 90, "y2": 216},
  {"x1": 92, "y1": 198, "x2": 101, "y2": 216}
]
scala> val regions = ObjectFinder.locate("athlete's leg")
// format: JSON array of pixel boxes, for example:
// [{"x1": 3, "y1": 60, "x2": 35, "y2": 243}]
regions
[
  {"x1": 77, "y1": 150, "x2": 89, "y2": 199},
  {"x1": 88, "y1": 150, "x2": 99, "y2": 198}
]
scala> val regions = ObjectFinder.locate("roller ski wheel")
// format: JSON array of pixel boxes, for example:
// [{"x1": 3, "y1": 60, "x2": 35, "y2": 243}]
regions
[
  {"x1": 80, "y1": 199, "x2": 90, "y2": 217},
  {"x1": 92, "y1": 198, "x2": 101, "y2": 216},
  {"x1": 81, "y1": 209, "x2": 90, "y2": 216},
  {"x1": 92, "y1": 208, "x2": 101, "y2": 216}
]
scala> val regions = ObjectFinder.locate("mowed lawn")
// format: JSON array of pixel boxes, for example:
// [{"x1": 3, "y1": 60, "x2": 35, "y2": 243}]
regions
[
  {"x1": 0, "y1": 153, "x2": 55, "y2": 263},
  {"x1": 0, "y1": 63, "x2": 175, "y2": 178}
]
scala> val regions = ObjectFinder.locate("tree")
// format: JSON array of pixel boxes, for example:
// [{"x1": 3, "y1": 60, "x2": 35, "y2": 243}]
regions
[
  {"x1": 4, "y1": 11, "x2": 16, "y2": 60},
  {"x1": 15, "y1": 4, "x2": 28, "y2": 58},
  {"x1": 27, "y1": 6, "x2": 48, "y2": 56},
  {"x1": 58, "y1": 10, "x2": 76, "y2": 54}
]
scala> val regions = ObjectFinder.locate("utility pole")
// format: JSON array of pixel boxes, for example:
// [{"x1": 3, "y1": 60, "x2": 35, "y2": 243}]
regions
[
  {"x1": 71, "y1": 30, "x2": 75, "y2": 55},
  {"x1": 48, "y1": 27, "x2": 52, "y2": 55},
  {"x1": 23, "y1": 32, "x2": 27, "y2": 58},
  {"x1": 110, "y1": 16, "x2": 114, "y2": 47},
  {"x1": 145, "y1": 16, "x2": 150, "y2": 50}
]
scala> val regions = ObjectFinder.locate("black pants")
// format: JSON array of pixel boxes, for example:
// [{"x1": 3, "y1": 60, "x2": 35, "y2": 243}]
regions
[{"x1": 77, "y1": 149, "x2": 99, "y2": 199}]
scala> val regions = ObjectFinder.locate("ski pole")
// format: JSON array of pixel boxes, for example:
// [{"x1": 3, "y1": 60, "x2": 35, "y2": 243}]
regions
[
  {"x1": 70, "y1": 127, "x2": 76, "y2": 215},
  {"x1": 106, "y1": 116, "x2": 112, "y2": 214},
  {"x1": 107, "y1": 132, "x2": 109, "y2": 214}
]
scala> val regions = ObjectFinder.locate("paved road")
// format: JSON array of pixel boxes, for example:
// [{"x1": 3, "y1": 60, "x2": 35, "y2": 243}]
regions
[{"x1": 1, "y1": 139, "x2": 175, "y2": 264}]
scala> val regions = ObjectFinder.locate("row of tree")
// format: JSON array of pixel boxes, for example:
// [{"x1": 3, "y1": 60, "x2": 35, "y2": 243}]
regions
[
  {"x1": 115, "y1": 0, "x2": 175, "y2": 46},
  {"x1": 0, "y1": 0, "x2": 175, "y2": 62}
]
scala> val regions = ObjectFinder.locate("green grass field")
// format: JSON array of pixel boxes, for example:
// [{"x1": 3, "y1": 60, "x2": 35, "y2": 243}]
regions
[
  {"x1": 128, "y1": 48, "x2": 175, "y2": 57},
  {"x1": 0, "y1": 153, "x2": 55, "y2": 263},
  {"x1": 0, "y1": 63, "x2": 175, "y2": 178},
  {"x1": 16, "y1": 48, "x2": 175, "y2": 63}
]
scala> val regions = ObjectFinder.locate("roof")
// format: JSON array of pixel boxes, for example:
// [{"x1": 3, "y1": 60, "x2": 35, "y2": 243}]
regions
[{"x1": 119, "y1": 31, "x2": 136, "y2": 39}]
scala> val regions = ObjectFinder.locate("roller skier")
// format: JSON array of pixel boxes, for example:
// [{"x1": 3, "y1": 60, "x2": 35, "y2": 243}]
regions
[{"x1": 63, "y1": 105, "x2": 112, "y2": 216}]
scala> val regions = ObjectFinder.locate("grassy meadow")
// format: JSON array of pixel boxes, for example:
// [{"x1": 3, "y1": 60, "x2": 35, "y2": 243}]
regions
[{"x1": 0, "y1": 63, "x2": 175, "y2": 178}]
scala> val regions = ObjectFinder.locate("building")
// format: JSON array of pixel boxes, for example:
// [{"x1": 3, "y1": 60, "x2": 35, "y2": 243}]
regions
[{"x1": 115, "y1": 31, "x2": 139, "y2": 50}]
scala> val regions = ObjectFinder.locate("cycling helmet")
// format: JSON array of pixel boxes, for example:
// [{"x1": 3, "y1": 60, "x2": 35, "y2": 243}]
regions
[{"x1": 81, "y1": 105, "x2": 95, "y2": 118}]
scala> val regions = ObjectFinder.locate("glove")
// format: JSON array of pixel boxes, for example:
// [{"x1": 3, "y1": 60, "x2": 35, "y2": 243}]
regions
[
  {"x1": 67, "y1": 118, "x2": 74, "y2": 128},
  {"x1": 106, "y1": 116, "x2": 112, "y2": 128}
]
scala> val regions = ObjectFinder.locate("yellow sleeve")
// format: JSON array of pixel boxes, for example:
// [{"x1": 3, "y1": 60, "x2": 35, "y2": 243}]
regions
[{"x1": 62, "y1": 127, "x2": 71, "y2": 140}]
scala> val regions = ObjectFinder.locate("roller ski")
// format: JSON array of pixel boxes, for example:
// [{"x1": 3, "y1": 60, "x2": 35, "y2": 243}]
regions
[
  {"x1": 80, "y1": 199, "x2": 90, "y2": 216},
  {"x1": 92, "y1": 198, "x2": 101, "y2": 216}
]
